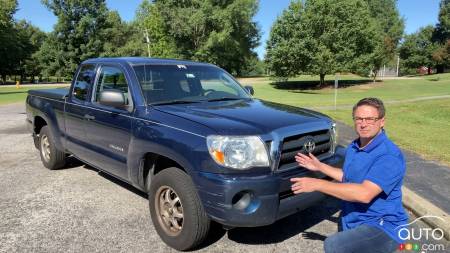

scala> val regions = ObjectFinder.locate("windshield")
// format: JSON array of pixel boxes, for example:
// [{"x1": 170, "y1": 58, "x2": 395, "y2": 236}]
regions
[{"x1": 132, "y1": 64, "x2": 251, "y2": 105}]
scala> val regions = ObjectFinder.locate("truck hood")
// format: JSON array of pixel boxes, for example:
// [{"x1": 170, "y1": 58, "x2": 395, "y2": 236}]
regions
[{"x1": 153, "y1": 99, "x2": 331, "y2": 135}]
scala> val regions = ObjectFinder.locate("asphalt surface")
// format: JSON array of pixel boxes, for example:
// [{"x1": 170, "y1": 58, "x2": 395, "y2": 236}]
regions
[{"x1": 0, "y1": 103, "x2": 447, "y2": 253}]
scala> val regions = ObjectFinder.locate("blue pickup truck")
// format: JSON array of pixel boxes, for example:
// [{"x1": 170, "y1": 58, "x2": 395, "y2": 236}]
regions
[{"x1": 26, "y1": 57, "x2": 344, "y2": 250}]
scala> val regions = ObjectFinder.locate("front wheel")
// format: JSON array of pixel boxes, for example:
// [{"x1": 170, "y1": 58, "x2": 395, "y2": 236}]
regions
[
  {"x1": 149, "y1": 167, "x2": 210, "y2": 251},
  {"x1": 38, "y1": 126, "x2": 66, "y2": 170}
]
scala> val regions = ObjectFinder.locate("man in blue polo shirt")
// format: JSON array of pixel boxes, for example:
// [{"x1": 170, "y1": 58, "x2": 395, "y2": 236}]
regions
[{"x1": 290, "y1": 97, "x2": 408, "y2": 253}]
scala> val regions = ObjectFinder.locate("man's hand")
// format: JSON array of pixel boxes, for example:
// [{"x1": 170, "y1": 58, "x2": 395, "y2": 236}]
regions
[
  {"x1": 290, "y1": 177, "x2": 324, "y2": 194},
  {"x1": 290, "y1": 177, "x2": 383, "y2": 203},
  {"x1": 295, "y1": 152, "x2": 322, "y2": 171}
]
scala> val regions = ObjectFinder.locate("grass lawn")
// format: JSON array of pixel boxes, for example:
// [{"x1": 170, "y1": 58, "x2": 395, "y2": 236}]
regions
[
  {"x1": 239, "y1": 73, "x2": 450, "y2": 108},
  {"x1": 239, "y1": 73, "x2": 450, "y2": 166},
  {"x1": 0, "y1": 85, "x2": 68, "y2": 105}
]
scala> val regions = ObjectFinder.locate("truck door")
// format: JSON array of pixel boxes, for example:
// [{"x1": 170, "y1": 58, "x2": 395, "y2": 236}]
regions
[
  {"x1": 83, "y1": 64, "x2": 133, "y2": 179},
  {"x1": 65, "y1": 64, "x2": 96, "y2": 159}
]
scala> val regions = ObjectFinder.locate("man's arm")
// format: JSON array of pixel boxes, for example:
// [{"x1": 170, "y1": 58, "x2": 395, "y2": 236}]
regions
[
  {"x1": 295, "y1": 153, "x2": 344, "y2": 182},
  {"x1": 290, "y1": 178, "x2": 382, "y2": 204}
]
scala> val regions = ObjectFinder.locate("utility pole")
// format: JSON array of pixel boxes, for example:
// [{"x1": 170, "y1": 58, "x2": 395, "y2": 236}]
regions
[
  {"x1": 334, "y1": 73, "x2": 339, "y2": 110},
  {"x1": 144, "y1": 29, "x2": 151, "y2": 57}
]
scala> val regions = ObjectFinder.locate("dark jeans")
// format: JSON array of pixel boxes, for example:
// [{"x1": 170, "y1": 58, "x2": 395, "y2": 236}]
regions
[{"x1": 324, "y1": 224, "x2": 398, "y2": 253}]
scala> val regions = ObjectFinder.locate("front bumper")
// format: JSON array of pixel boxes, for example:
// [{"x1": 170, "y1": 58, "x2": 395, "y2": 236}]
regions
[{"x1": 196, "y1": 147, "x2": 345, "y2": 227}]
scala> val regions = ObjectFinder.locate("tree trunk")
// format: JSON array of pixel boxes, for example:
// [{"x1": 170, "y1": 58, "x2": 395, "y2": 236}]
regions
[
  {"x1": 319, "y1": 73, "x2": 325, "y2": 86},
  {"x1": 373, "y1": 70, "x2": 378, "y2": 83},
  {"x1": 427, "y1": 66, "x2": 431, "y2": 75},
  {"x1": 1, "y1": 74, "x2": 6, "y2": 84}
]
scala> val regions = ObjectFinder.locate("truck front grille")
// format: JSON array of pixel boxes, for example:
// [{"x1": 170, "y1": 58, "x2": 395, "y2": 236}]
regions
[{"x1": 277, "y1": 129, "x2": 331, "y2": 171}]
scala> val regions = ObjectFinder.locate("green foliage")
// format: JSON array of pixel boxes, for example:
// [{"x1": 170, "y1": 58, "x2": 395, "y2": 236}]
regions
[
  {"x1": 16, "y1": 21, "x2": 47, "y2": 82},
  {"x1": 265, "y1": 0, "x2": 378, "y2": 85},
  {"x1": 240, "y1": 55, "x2": 265, "y2": 77},
  {"x1": 136, "y1": 0, "x2": 180, "y2": 58},
  {"x1": 137, "y1": 0, "x2": 261, "y2": 75},
  {"x1": 399, "y1": 26, "x2": 440, "y2": 74},
  {"x1": 432, "y1": 0, "x2": 450, "y2": 72},
  {"x1": 0, "y1": 1, "x2": 47, "y2": 84},
  {"x1": 41, "y1": 0, "x2": 111, "y2": 77},
  {"x1": 0, "y1": 0, "x2": 16, "y2": 27},
  {"x1": 101, "y1": 12, "x2": 146, "y2": 57},
  {"x1": 434, "y1": 0, "x2": 450, "y2": 43},
  {"x1": 265, "y1": 0, "x2": 304, "y2": 79},
  {"x1": 0, "y1": 0, "x2": 18, "y2": 83},
  {"x1": 365, "y1": 0, "x2": 404, "y2": 80}
]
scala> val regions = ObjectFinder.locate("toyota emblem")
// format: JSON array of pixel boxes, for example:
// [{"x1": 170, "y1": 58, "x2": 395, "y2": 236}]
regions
[{"x1": 303, "y1": 136, "x2": 316, "y2": 153}]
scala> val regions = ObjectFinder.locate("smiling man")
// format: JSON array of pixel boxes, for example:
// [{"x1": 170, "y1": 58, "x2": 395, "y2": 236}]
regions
[{"x1": 290, "y1": 97, "x2": 408, "y2": 253}]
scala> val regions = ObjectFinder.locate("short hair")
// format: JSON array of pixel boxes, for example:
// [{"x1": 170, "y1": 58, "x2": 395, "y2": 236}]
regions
[{"x1": 352, "y1": 97, "x2": 386, "y2": 118}]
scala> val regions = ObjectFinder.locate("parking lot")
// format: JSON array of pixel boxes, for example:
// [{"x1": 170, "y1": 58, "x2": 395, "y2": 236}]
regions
[{"x1": 0, "y1": 103, "x2": 446, "y2": 253}]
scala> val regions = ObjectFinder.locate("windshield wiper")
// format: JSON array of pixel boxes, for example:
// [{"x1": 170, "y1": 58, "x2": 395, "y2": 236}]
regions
[
  {"x1": 205, "y1": 97, "x2": 244, "y2": 102},
  {"x1": 151, "y1": 99, "x2": 202, "y2": 106}
]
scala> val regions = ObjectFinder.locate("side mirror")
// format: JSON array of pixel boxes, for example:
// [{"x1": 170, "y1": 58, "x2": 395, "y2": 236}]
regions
[
  {"x1": 244, "y1": 85, "x2": 254, "y2": 96},
  {"x1": 99, "y1": 89, "x2": 126, "y2": 108}
]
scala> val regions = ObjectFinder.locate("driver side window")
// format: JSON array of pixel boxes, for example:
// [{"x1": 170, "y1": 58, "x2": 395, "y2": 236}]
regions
[{"x1": 93, "y1": 66, "x2": 131, "y2": 109}]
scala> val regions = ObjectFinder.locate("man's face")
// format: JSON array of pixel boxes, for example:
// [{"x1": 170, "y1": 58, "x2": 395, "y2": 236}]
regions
[{"x1": 353, "y1": 105, "x2": 385, "y2": 140}]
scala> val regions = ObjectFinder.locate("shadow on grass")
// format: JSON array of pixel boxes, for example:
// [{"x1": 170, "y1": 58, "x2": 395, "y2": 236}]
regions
[{"x1": 271, "y1": 79, "x2": 378, "y2": 91}]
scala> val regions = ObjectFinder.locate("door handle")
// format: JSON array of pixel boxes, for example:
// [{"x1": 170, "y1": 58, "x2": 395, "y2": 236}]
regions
[{"x1": 84, "y1": 114, "x2": 95, "y2": 120}]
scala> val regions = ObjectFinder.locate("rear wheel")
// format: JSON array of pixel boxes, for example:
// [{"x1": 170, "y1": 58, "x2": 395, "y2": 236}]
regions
[
  {"x1": 149, "y1": 167, "x2": 210, "y2": 251},
  {"x1": 39, "y1": 126, "x2": 66, "y2": 170}
]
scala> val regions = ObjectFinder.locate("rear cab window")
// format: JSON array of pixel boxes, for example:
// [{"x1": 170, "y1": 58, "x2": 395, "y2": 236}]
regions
[{"x1": 72, "y1": 64, "x2": 96, "y2": 102}]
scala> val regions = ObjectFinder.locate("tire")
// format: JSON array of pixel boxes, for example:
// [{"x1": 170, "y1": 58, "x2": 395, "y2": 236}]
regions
[
  {"x1": 38, "y1": 125, "x2": 66, "y2": 170},
  {"x1": 149, "y1": 167, "x2": 210, "y2": 251}
]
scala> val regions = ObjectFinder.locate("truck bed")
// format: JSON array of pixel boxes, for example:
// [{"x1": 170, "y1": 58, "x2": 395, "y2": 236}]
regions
[{"x1": 28, "y1": 88, "x2": 69, "y2": 101}]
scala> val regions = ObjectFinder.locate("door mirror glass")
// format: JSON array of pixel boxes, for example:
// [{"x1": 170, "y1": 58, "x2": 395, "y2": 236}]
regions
[
  {"x1": 99, "y1": 90, "x2": 126, "y2": 108},
  {"x1": 244, "y1": 85, "x2": 254, "y2": 95}
]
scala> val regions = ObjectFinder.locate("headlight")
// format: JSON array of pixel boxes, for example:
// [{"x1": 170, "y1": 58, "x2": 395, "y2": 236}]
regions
[
  {"x1": 206, "y1": 135, "x2": 270, "y2": 169},
  {"x1": 330, "y1": 122, "x2": 338, "y2": 154}
]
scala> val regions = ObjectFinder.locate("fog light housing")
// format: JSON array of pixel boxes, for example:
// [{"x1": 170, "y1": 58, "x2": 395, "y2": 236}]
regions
[{"x1": 232, "y1": 191, "x2": 252, "y2": 210}]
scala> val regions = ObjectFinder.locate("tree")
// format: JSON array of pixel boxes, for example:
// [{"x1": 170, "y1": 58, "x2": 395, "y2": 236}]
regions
[
  {"x1": 0, "y1": 0, "x2": 18, "y2": 83},
  {"x1": 136, "y1": 0, "x2": 180, "y2": 58},
  {"x1": 265, "y1": 0, "x2": 378, "y2": 86},
  {"x1": 34, "y1": 33, "x2": 62, "y2": 80},
  {"x1": 41, "y1": 0, "x2": 111, "y2": 78},
  {"x1": 0, "y1": 0, "x2": 16, "y2": 26},
  {"x1": 433, "y1": 0, "x2": 450, "y2": 73},
  {"x1": 137, "y1": 0, "x2": 261, "y2": 76},
  {"x1": 435, "y1": 0, "x2": 449, "y2": 43},
  {"x1": 101, "y1": 11, "x2": 146, "y2": 57},
  {"x1": 365, "y1": 0, "x2": 404, "y2": 80},
  {"x1": 265, "y1": 0, "x2": 304, "y2": 80},
  {"x1": 399, "y1": 26, "x2": 439, "y2": 75},
  {"x1": 15, "y1": 20, "x2": 46, "y2": 82},
  {"x1": 241, "y1": 55, "x2": 265, "y2": 77}
]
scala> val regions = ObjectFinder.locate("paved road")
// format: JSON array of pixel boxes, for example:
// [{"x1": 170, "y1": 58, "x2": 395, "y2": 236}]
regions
[{"x1": 0, "y1": 103, "x2": 447, "y2": 253}]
